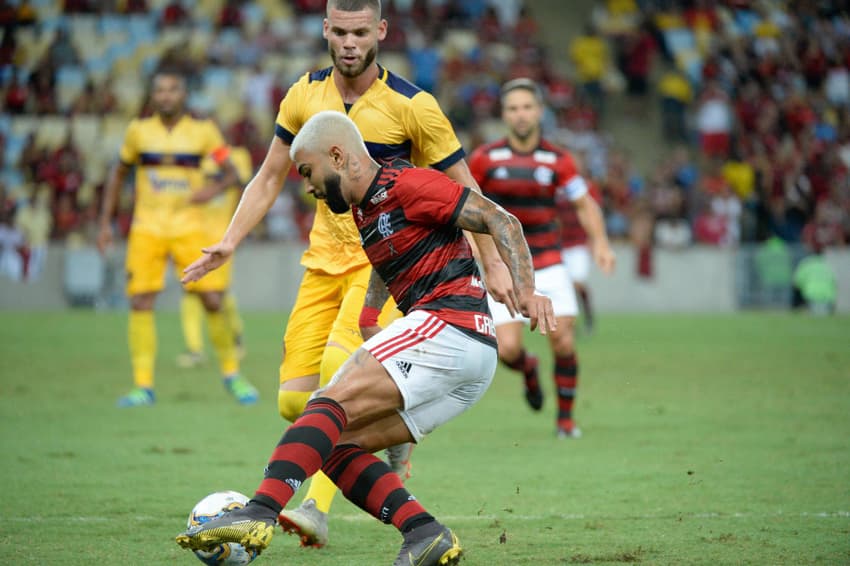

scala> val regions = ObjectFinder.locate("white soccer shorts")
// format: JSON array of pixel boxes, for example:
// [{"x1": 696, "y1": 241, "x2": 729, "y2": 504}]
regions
[
  {"x1": 487, "y1": 262, "x2": 579, "y2": 326},
  {"x1": 362, "y1": 310, "x2": 497, "y2": 442},
  {"x1": 561, "y1": 244, "x2": 591, "y2": 284}
]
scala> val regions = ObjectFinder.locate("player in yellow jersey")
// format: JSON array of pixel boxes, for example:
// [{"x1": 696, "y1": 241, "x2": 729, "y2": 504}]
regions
[
  {"x1": 180, "y1": 0, "x2": 516, "y2": 548},
  {"x1": 176, "y1": 146, "x2": 253, "y2": 369},
  {"x1": 97, "y1": 68, "x2": 259, "y2": 408}
]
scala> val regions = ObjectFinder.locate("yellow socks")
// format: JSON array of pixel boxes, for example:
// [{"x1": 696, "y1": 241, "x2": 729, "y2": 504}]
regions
[
  {"x1": 180, "y1": 293, "x2": 205, "y2": 355},
  {"x1": 206, "y1": 310, "x2": 238, "y2": 376},
  {"x1": 129, "y1": 310, "x2": 156, "y2": 388},
  {"x1": 319, "y1": 343, "x2": 352, "y2": 387},
  {"x1": 303, "y1": 471, "x2": 338, "y2": 513},
  {"x1": 223, "y1": 293, "x2": 243, "y2": 342},
  {"x1": 278, "y1": 389, "x2": 312, "y2": 422}
]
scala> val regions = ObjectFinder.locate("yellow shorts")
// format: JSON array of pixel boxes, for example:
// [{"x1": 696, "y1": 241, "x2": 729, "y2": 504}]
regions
[
  {"x1": 280, "y1": 265, "x2": 399, "y2": 382},
  {"x1": 125, "y1": 229, "x2": 232, "y2": 295}
]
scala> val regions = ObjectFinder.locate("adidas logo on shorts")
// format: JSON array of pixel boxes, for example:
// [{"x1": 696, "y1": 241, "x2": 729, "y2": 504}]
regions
[{"x1": 395, "y1": 360, "x2": 412, "y2": 378}]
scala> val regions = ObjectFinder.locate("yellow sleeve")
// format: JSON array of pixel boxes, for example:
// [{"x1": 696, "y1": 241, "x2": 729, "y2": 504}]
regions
[
  {"x1": 405, "y1": 91, "x2": 464, "y2": 170},
  {"x1": 230, "y1": 146, "x2": 254, "y2": 185},
  {"x1": 118, "y1": 120, "x2": 139, "y2": 165},
  {"x1": 274, "y1": 73, "x2": 310, "y2": 146},
  {"x1": 203, "y1": 119, "x2": 227, "y2": 157}
]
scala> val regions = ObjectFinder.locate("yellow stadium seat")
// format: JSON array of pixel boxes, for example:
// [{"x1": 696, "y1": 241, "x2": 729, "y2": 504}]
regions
[
  {"x1": 35, "y1": 117, "x2": 70, "y2": 150},
  {"x1": 71, "y1": 116, "x2": 101, "y2": 151}
]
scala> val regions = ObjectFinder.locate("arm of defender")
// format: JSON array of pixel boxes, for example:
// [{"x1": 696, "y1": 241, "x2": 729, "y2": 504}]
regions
[
  {"x1": 182, "y1": 136, "x2": 293, "y2": 283},
  {"x1": 189, "y1": 156, "x2": 241, "y2": 204},
  {"x1": 453, "y1": 190, "x2": 556, "y2": 334},
  {"x1": 97, "y1": 160, "x2": 131, "y2": 255}
]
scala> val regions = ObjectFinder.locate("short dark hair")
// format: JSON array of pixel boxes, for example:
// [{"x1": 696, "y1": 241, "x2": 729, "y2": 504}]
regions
[
  {"x1": 153, "y1": 66, "x2": 187, "y2": 87},
  {"x1": 327, "y1": 0, "x2": 381, "y2": 18},
  {"x1": 501, "y1": 78, "x2": 543, "y2": 103}
]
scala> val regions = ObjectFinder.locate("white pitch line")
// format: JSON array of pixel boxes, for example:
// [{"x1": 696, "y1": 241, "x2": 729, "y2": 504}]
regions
[{"x1": 2, "y1": 511, "x2": 848, "y2": 523}]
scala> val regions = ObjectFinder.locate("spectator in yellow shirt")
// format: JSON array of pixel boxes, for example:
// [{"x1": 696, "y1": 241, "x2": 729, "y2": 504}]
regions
[{"x1": 569, "y1": 23, "x2": 610, "y2": 116}]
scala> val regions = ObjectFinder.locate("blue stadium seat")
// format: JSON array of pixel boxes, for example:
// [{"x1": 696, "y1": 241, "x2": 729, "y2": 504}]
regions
[
  {"x1": 100, "y1": 14, "x2": 130, "y2": 36},
  {"x1": 203, "y1": 66, "x2": 234, "y2": 91},
  {"x1": 0, "y1": 168, "x2": 24, "y2": 189},
  {"x1": 127, "y1": 14, "x2": 157, "y2": 43},
  {"x1": 4, "y1": 132, "x2": 28, "y2": 168}
]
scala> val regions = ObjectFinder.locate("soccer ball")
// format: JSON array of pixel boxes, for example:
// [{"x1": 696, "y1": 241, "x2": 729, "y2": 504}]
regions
[{"x1": 187, "y1": 491, "x2": 259, "y2": 566}]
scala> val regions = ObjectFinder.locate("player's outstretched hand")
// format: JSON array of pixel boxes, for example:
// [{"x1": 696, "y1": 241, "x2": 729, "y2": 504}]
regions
[
  {"x1": 519, "y1": 292, "x2": 556, "y2": 335},
  {"x1": 593, "y1": 242, "x2": 616, "y2": 275},
  {"x1": 484, "y1": 260, "x2": 519, "y2": 317},
  {"x1": 181, "y1": 242, "x2": 234, "y2": 283}
]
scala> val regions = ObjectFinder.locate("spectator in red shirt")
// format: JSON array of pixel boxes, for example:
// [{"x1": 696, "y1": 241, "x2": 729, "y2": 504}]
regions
[
  {"x1": 161, "y1": 1, "x2": 190, "y2": 26},
  {"x1": 217, "y1": 0, "x2": 242, "y2": 28}
]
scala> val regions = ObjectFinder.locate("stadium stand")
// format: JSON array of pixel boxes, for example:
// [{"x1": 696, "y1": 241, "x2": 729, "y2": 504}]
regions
[{"x1": 0, "y1": 0, "x2": 847, "y2": 298}]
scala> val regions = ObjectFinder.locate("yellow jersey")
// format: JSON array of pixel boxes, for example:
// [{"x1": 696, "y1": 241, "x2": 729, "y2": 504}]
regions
[
  {"x1": 201, "y1": 146, "x2": 254, "y2": 238},
  {"x1": 569, "y1": 36, "x2": 608, "y2": 82},
  {"x1": 119, "y1": 114, "x2": 229, "y2": 237},
  {"x1": 275, "y1": 65, "x2": 464, "y2": 275}
]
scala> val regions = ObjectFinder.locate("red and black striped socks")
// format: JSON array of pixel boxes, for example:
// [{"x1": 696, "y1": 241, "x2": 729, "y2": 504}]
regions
[
  {"x1": 253, "y1": 397, "x2": 347, "y2": 513},
  {"x1": 323, "y1": 444, "x2": 434, "y2": 533},
  {"x1": 505, "y1": 349, "x2": 540, "y2": 395},
  {"x1": 555, "y1": 354, "x2": 578, "y2": 431}
]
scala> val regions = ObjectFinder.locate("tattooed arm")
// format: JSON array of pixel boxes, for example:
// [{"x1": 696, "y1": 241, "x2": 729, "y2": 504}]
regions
[
  {"x1": 454, "y1": 189, "x2": 557, "y2": 334},
  {"x1": 360, "y1": 267, "x2": 391, "y2": 340}
]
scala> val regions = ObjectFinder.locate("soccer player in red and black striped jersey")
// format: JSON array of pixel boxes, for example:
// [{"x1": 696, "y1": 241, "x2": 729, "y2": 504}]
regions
[
  {"x1": 559, "y1": 177, "x2": 603, "y2": 334},
  {"x1": 468, "y1": 78, "x2": 615, "y2": 438},
  {"x1": 177, "y1": 110, "x2": 555, "y2": 566}
]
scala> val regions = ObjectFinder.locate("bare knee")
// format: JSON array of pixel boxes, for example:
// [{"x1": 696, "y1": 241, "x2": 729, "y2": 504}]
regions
[
  {"x1": 496, "y1": 326, "x2": 523, "y2": 363},
  {"x1": 130, "y1": 292, "x2": 156, "y2": 311},
  {"x1": 552, "y1": 317, "x2": 576, "y2": 357},
  {"x1": 198, "y1": 291, "x2": 223, "y2": 312}
]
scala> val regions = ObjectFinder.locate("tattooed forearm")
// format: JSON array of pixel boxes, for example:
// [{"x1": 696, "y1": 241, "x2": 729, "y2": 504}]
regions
[
  {"x1": 488, "y1": 210, "x2": 535, "y2": 297},
  {"x1": 456, "y1": 191, "x2": 535, "y2": 296},
  {"x1": 364, "y1": 267, "x2": 391, "y2": 310}
]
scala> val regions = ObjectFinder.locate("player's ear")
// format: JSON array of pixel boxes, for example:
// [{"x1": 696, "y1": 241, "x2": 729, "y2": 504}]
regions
[
  {"x1": 329, "y1": 145, "x2": 344, "y2": 167},
  {"x1": 377, "y1": 18, "x2": 387, "y2": 41},
  {"x1": 322, "y1": 18, "x2": 329, "y2": 39}
]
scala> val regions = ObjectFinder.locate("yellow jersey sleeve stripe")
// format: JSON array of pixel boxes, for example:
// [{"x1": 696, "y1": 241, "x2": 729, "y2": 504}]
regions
[
  {"x1": 431, "y1": 147, "x2": 465, "y2": 171},
  {"x1": 275, "y1": 123, "x2": 295, "y2": 145}
]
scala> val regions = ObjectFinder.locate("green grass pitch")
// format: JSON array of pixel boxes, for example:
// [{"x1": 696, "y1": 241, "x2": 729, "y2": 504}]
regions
[{"x1": 1, "y1": 311, "x2": 848, "y2": 565}]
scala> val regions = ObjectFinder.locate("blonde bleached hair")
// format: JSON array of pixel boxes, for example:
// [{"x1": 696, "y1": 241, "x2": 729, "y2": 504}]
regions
[{"x1": 289, "y1": 110, "x2": 369, "y2": 160}]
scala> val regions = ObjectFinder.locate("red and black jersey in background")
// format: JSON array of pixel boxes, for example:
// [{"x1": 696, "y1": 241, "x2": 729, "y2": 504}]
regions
[
  {"x1": 469, "y1": 138, "x2": 588, "y2": 270},
  {"x1": 352, "y1": 159, "x2": 496, "y2": 345},
  {"x1": 559, "y1": 180, "x2": 602, "y2": 248}
]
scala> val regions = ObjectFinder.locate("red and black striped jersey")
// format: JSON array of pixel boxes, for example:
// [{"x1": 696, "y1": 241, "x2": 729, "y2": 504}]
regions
[
  {"x1": 559, "y1": 180, "x2": 602, "y2": 248},
  {"x1": 352, "y1": 159, "x2": 496, "y2": 345},
  {"x1": 469, "y1": 138, "x2": 587, "y2": 270}
]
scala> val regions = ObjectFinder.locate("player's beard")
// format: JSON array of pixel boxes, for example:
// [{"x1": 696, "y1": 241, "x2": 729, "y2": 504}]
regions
[
  {"x1": 331, "y1": 44, "x2": 378, "y2": 78},
  {"x1": 324, "y1": 172, "x2": 350, "y2": 214},
  {"x1": 510, "y1": 122, "x2": 539, "y2": 144},
  {"x1": 155, "y1": 101, "x2": 184, "y2": 120}
]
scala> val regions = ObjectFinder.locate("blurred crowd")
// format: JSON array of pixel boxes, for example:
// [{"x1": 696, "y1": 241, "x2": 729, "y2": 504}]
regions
[
  {"x1": 1, "y1": 0, "x2": 849, "y2": 284},
  {"x1": 566, "y1": 0, "x2": 850, "y2": 261}
]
